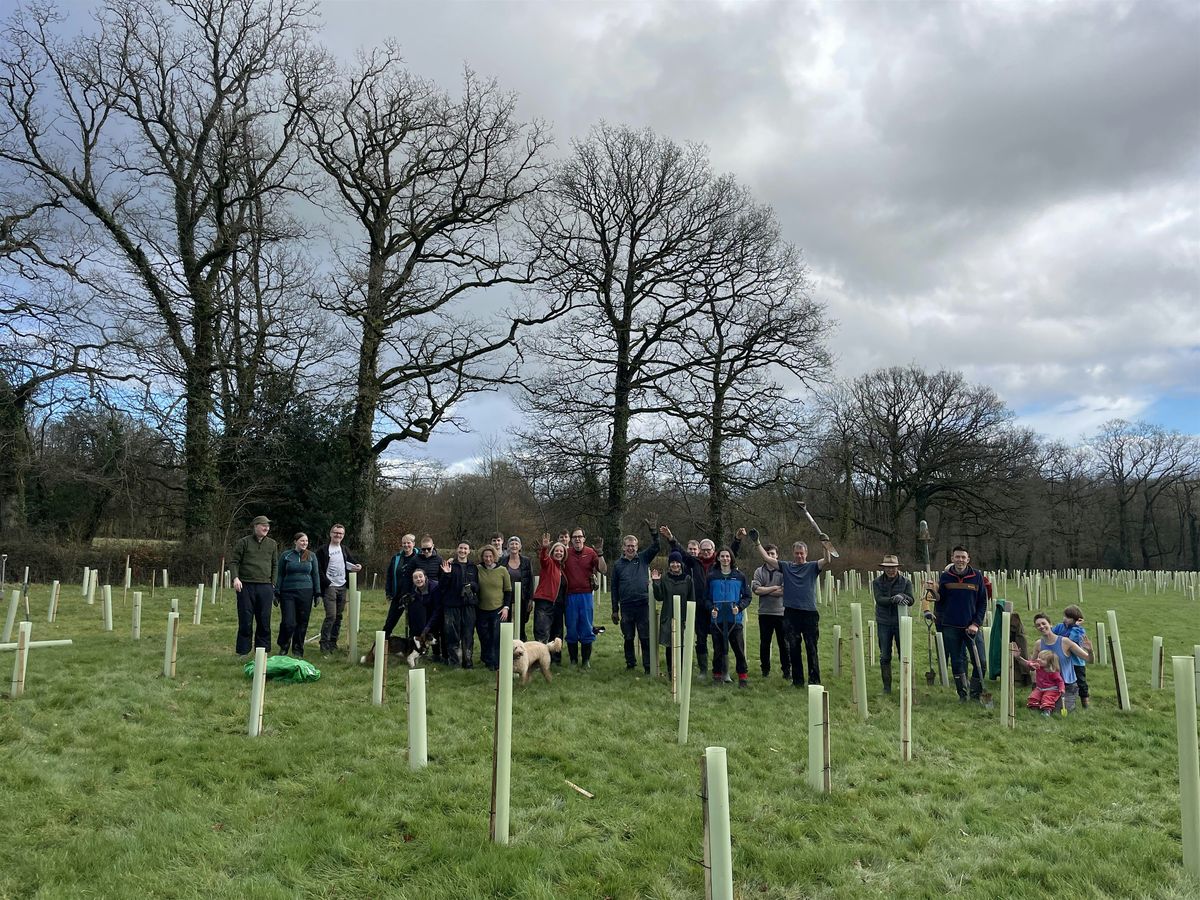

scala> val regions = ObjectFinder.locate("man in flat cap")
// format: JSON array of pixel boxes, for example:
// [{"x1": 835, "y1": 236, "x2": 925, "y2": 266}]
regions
[{"x1": 230, "y1": 515, "x2": 279, "y2": 656}]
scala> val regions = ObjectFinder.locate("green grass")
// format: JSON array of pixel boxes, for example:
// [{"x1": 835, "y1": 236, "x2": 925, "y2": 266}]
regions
[{"x1": 1, "y1": 579, "x2": 1198, "y2": 899}]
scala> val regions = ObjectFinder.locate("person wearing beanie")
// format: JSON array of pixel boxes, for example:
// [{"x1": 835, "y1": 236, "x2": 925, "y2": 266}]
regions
[{"x1": 652, "y1": 550, "x2": 695, "y2": 680}]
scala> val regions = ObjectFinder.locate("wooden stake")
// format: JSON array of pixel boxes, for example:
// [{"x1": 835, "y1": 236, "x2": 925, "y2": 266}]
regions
[
  {"x1": 565, "y1": 779, "x2": 594, "y2": 799},
  {"x1": 833, "y1": 625, "x2": 842, "y2": 678},
  {"x1": 1108, "y1": 610, "x2": 1132, "y2": 711},
  {"x1": 1151, "y1": 636, "x2": 1164, "y2": 690}
]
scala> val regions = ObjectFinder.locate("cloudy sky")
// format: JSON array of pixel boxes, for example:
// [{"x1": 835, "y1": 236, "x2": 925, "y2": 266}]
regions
[{"x1": 319, "y1": 0, "x2": 1200, "y2": 469}]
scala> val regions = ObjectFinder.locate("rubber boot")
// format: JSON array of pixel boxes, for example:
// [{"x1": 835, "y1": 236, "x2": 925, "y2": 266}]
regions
[
  {"x1": 697, "y1": 652, "x2": 709, "y2": 680},
  {"x1": 881, "y1": 662, "x2": 892, "y2": 694},
  {"x1": 568, "y1": 641, "x2": 579, "y2": 664},
  {"x1": 581, "y1": 643, "x2": 592, "y2": 670}
]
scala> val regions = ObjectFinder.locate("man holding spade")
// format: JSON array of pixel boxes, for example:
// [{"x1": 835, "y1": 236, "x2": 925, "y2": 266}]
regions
[
  {"x1": 925, "y1": 546, "x2": 989, "y2": 702},
  {"x1": 746, "y1": 516, "x2": 834, "y2": 688}
]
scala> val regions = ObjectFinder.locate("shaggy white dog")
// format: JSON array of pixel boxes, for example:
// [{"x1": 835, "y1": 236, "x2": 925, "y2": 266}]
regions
[{"x1": 512, "y1": 637, "x2": 562, "y2": 685}]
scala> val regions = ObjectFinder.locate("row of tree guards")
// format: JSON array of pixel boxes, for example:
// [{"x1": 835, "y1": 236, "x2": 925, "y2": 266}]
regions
[
  {"x1": 5, "y1": 570, "x2": 1200, "y2": 892},
  {"x1": 63, "y1": 562, "x2": 1200, "y2": 613}
]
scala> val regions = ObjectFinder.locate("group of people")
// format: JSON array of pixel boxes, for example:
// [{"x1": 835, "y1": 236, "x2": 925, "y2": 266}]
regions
[
  {"x1": 228, "y1": 516, "x2": 362, "y2": 658},
  {"x1": 227, "y1": 516, "x2": 1091, "y2": 712},
  {"x1": 870, "y1": 545, "x2": 1093, "y2": 713}
]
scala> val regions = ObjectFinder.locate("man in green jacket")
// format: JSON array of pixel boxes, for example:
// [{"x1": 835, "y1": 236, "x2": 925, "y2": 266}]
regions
[{"x1": 231, "y1": 515, "x2": 279, "y2": 656}]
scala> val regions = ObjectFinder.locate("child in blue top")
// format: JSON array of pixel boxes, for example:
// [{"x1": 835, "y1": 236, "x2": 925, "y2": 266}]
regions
[
  {"x1": 1053, "y1": 605, "x2": 1092, "y2": 709},
  {"x1": 707, "y1": 548, "x2": 752, "y2": 688}
]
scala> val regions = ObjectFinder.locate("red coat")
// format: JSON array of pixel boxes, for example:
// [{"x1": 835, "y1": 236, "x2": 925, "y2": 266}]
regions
[{"x1": 534, "y1": 546, "x2": 565, "y2": 603}]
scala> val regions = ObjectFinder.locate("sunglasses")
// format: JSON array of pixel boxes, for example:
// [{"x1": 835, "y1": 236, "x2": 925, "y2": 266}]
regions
[{"x1": 420, "y1": 547, "x2": 433, "y2": 553}]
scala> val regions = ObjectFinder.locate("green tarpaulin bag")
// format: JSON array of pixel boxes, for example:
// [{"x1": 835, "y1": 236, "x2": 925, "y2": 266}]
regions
[{"x1": 243, "y1": 654, "x2": 321, "y2": 683}]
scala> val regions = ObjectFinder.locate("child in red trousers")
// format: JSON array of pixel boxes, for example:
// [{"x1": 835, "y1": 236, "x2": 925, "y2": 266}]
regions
[{"x1": 1026, "y1": 649, "x2": 1065, "y2": 716}]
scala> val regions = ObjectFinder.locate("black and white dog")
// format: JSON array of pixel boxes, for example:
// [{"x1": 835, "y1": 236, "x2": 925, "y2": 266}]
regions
[{"x1": 359, "y1": 633, "x2": 435, "y2": 668}]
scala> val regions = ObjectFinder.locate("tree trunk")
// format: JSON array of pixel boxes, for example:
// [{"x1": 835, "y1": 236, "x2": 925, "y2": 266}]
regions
[
  {"x1": 348, "y1": 320, "x2": 384, "y2": 552},
  {"x1": 706, "y1": 401, "x2": 725, "y2": 547},
  {"x1": 182, "y1": 362, "x2": 217, "y2": 539},
  {"x1": 0, "y1": 380, "x2": 30, "y2": 535}
]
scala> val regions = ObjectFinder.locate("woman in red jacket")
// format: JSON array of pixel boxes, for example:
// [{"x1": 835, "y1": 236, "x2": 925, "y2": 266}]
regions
[{"x1": 534, "y1": 533, "x2": 568, "y2": 665}]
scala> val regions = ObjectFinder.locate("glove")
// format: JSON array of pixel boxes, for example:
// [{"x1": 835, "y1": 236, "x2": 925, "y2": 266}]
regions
[
  {"x1": 893, "y1": 594, "x2": 913, "y2": 607},
  {"x1": 611, "y1": 611, "x2": 620, "y2": 626},
  {"x1": 817, "y1": 532, "x2": 830, "y2": 542},
  {"x1": 747, "y1": 528, "x2": 759, "y2": 543},
  {"x1": 923, "y1": 610, "x2": 934, "y2": 622},
  {"x1": 273, "y1": 591, "x2": 280, "y2": 607}
]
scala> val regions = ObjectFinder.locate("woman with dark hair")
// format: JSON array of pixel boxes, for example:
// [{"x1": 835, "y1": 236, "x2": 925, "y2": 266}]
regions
[{"x1": 275, "y1": 532, "x2": 321, "y2": 657}]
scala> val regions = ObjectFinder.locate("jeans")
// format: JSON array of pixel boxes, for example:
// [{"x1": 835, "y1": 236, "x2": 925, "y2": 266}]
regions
[
  {"x1": 236, "y1": 583, "x2": 273, "y2": 655},
  {"x1": 477, "y1": 607, "x2": 502, "y2": 670},
  {"x1": 619, "y1": 600, "x2": 650, "y2": 670},
  {"x1": 877, "y1": 619, "x2": 900, "y2": 665},
  {"x1": 534, "y1": 599, "x2": 564, "y2": 663},
  {"x1": 758, "y1": 614, "x2": 790, "y2": 677},
  {"x1": 320, "y1": 584, "x2": 347, "y2": 649},
  {"x1": 443, "y1": 606, "x2": 477, "y2": 668},
  {"x1": 784, "y1": 608, "x2": 821, "y2": 685},
  {"x1": 713, "y1": 621, "x2": 748, "y2": 677},
  {"x1": 277, "y1": 589, "x2": 314, "y2": 653},
  {"x1": 941, "y1": 626, "x2": 982, "y2": 699}
]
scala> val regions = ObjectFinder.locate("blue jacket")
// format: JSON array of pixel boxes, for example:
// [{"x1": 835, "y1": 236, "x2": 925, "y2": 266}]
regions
[
  {"x1": 936, "y1": 566, "x2": 987, "y2": 629},
  {"x1": 1052, "y1": 621, "x2": 1088, "y2": 666},
  {"x1": 706, "y1": 569, "x2": 751, "y2": 625}
]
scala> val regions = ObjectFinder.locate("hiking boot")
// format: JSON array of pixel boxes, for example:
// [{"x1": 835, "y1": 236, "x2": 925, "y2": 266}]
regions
[{"x1": 738, "y1": 677, "x2": 749, "y2": 689}]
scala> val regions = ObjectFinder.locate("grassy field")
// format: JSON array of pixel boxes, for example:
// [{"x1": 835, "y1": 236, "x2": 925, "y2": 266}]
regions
[{"x1": 1, "y1": 577, "x2": 1198, "y2": 899}]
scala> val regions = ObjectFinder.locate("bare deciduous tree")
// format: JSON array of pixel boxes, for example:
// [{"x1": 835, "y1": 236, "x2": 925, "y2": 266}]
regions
[
  {"x1": 299, "y1": 45, "x2": 556, "y2": 546},
  {"x1": 0, "y1": 0, "x2": 320, "y2": 536}
]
